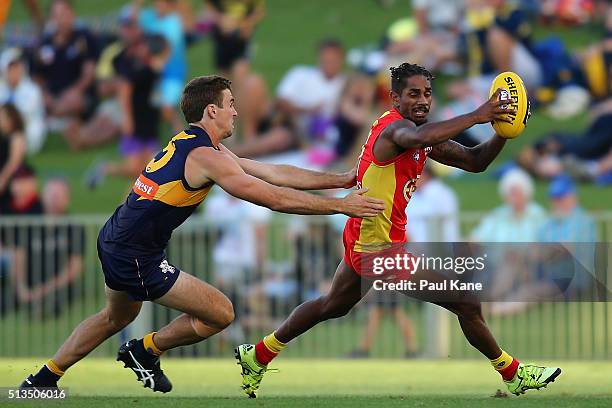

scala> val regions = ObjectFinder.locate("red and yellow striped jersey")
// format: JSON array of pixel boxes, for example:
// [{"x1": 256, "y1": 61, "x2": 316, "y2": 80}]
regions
[{"x1": 344, "y1": 108, "x2": 429, "y2": 252}]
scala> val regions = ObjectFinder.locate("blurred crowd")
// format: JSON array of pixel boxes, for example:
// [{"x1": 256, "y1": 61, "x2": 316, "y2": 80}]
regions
[{"x1": 0, "y1": 0, "x2": 607, "y2": 352}]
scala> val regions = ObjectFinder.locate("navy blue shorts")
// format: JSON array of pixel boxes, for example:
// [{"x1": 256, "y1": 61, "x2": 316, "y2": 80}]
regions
[{"x1": 97, "y1": 240, "x2": 181, "y2": 301}]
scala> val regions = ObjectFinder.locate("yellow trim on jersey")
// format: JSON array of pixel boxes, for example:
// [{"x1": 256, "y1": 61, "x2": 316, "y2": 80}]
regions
[
  {"x1": 137, "y1": 180, "x2": 212, "y2": 207},
  {"x1": 354, "y1": 162, "x2": 396, "y2": 252},
  {"x1": 146, "y1": 132, "x2": 198, "y2": 173}
]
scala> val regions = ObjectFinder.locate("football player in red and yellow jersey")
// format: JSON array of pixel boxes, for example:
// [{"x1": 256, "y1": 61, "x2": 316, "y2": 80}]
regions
[{"x1": 238, "y1": 63, "x2": 561, "y2": 397}]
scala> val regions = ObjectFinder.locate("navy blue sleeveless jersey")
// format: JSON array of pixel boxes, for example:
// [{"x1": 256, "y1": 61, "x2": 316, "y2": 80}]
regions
[{"x1": 99, "y1": 125, "x2": 217, "y2": 257}]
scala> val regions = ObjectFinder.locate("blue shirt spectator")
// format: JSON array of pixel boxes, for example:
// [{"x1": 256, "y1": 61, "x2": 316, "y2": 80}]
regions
[{"x1": 139, "y1": 7, "x2": 186, "y2": 81}]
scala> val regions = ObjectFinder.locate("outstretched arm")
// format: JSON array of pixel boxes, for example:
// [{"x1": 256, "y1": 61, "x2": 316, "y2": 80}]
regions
[
  {"x1": 188, "y1": 147, "x2": 384, "y2": 217},
  {"x1": 220, "y1": 144, "x2": 355, "y2": 189},
  {"x1": 429, "y1": 134, "x2": 507, "y2": 173}
]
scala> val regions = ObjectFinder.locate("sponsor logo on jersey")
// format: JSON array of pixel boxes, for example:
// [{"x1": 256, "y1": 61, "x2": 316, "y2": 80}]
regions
[{"x1": 133, "y1": 174, "x2": 159, "y2": 200}]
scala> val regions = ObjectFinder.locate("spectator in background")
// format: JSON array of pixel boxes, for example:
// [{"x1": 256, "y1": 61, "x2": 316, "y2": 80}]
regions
[
  {"x1": 490, "y1": 175, "x2": 596, "y2": 315},
  {"x1": 132, "y1": 0, "x2": 186, "y2": 132},
  {"x1": 86, "y1": 34, "x2": 169, "y2": 188},
  {"x1": 486, "y1": 0, "x2": 542, "y2": 91},
  {"x1": 204, "y1": 190, "x2": 271, "y2": 340},
  {"x1": 406, "y1": 163, "x2": 459, "y2": 242},
  {"x1": 6, "y1": 165, "x2": 42, "y2": 215},
  {"x1": 277, "y1": 39, "x2": 346, "y2": 138},
  {"x1": 31, "y1": 0, "x2": 99, "y2": 134},
  {"x1": 471, "y1": 168, "x2": 546, "y2": 242},
  {"x1": 538, "y1": 175, "x2": 596, "y2": 243},
  {"x1": 205, "y1": 0, "x2": 265, "y2": 78},
  {"x1": 0, "y1": 104, "x2": 27, "y2": 213},
  {"x1": 8, "y1": 177, "x2": 85, "y2": 318},
  {"x1": 64, "y1": 11, "x2": 144, "y2": 151},
  {"x1": 0, "y1": 48, "x2": 46, "y2": 154},
  {"x1": 385, "y1": 0, "x2": 462, "y2": 72}
]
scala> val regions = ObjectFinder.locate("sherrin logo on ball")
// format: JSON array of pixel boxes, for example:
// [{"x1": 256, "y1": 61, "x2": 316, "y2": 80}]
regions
[{"x1": 488, "y1": 71, "x2": 531, "y2": 139}]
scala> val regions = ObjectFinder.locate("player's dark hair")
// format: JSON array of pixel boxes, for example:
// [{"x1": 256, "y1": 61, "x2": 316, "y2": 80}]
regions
[
  {"x1": 390, "y1": 63, "x2": 434, "y2": 94},
  {"x1": 180, "y1": 76, "x2": 232, "y2": 123}
]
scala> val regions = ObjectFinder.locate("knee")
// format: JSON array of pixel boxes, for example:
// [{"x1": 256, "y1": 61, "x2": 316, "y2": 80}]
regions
[
  {"x1": 454, "y1": 302, "x2": 483, "y2": 320},
  {"x1": 103, "y1": 309, "x2": 137, "y2": 332},
  {"x1": 320, "y1": 296, "x2": 353, "y2": 320},
  {"x1": 205, "y1": 297, "x2": 235, "y2": 330}
]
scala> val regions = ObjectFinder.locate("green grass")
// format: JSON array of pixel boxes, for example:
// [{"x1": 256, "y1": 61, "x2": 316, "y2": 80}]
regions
[
  {"x1": 8, "y1": 0, "x2": 612, "y2": 214},
  {"x1": 1, "y1": 359, "x2": 611, "y2": 407}
]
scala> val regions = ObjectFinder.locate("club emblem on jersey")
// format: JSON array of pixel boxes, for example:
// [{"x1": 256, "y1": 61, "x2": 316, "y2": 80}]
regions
[
  {"x1": 413, "y1": 151, "x2": 420, "y2": 162},
  {"x1": 425, "y1": 147, "x2": 432, "y2": 155},
  {"x1": 159, "y1": 260, "x2": 176, "y2": 274},
  {"x1": 403, "y1": 176, "x2": 419, "y2": 202}
]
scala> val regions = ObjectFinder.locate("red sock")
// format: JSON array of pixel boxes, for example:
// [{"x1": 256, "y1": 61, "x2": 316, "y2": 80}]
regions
[
  {"x1": 255, "y1": 340, "x2": 278, "y2": 365},
  {"x1": 499, "y1": 358, "x2": 520, "y2": 381}
]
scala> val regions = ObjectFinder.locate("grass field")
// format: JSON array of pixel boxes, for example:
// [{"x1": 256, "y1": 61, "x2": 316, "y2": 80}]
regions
[{"x1": 1, "y1": 359, "x2": 612, "y2": 407}]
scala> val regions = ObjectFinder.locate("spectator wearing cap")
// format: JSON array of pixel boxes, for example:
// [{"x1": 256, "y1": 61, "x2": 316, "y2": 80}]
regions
[
  {"x1": 538, "y1": 175, "x2": 596, "y2": 242},
  {"x1": 0, "y1": 48, "x2": 46, "y2": 154},
  {"x1": 471, "y1": 168, "x2": 546, "y2": 242},
  {"x1": 0, "y1": 104, "x2": 27, "y2": 214},
  {"x1": 31, "y1": 0, "x2": 99, "y2": 132}
]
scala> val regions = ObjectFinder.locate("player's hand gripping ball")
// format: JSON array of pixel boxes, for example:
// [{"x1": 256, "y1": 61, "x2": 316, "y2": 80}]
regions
[{"x1": 488, "y1": 71, "x2": 531, "y2": 139}]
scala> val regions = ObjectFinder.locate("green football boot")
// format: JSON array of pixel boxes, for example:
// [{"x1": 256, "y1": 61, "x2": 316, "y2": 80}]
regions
[
  {"x1": 505, "y1": 363, "x2": 562, "y2": 395},
  {"x1": 235, "y1": 344, "x2": 277, "y2": 398}
]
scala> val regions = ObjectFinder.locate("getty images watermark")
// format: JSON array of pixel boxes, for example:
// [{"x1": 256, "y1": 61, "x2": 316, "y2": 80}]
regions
[{"x1": 370, "y1": 253, "x2": 488, "y2": 292}]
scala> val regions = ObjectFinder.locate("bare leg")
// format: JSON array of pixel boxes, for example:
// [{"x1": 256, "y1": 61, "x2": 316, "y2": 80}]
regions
[
  {"x1": 274, "y1": 261, "x2": 370, "y2": 343},
  {"x1": 399, "y1": 269, "x2": 501, "y2": 359},
  {"x1": 53, "y1": 286, "x2": 142, "y2": 370},
  {"x1": 152, "y1": 272, "x2": 234, "y2": 351},
  {"x1": 393, "y1": 307, "x2": 417, "y2": 354},
  {"x1": 357, "y1": 305, "x2": 383, "y2": 352}
]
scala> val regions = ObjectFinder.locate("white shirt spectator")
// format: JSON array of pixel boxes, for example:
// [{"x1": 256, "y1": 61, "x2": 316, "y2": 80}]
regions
[
  {"x1": 204, "y1": 191, "x2": 271, "y2": 278},
  {"x1": 406, "y1": 178, "x2": 459, "y2": 242},
  {"x1": 277, "y1": 66, "x2": 345, "y2": 119},
  {"x1": 0, "y1": 75, "x2": 46, "y2": 154},
  {"x1": 412, "y1": 0, "x2": 463, "y2": 31}
]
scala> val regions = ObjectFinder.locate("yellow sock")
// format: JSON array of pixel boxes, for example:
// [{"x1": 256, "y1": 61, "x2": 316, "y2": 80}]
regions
[
  {"x1": 46, "y1": 360, "x2": 65, "y2": 377},
  {"x1": 262, "y1": 332, "x2": 286, "y2": 354},
  {"x1": 143, "y1": 332, "x2": 163, "y2": 356},
  {"x1": 490, "y1": 350, "x2": 514, "y2": 371}
]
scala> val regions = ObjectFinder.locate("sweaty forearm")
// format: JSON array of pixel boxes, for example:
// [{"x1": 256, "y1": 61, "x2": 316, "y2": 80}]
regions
[
  {"x1": 397, "y1": 113, "x2": 477, "y2": 148},
  {"x1": 269, "y1": 187, "x2": 342, "y2": 215},
  {"x1": 471, "y1": 134, "x2": 506, "y2": 172},
  {"x1": 267, "y1": 165, "x2": 348, "y2": 190}
]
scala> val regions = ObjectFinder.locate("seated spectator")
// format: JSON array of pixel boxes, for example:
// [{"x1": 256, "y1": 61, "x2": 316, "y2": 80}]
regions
[
  {"x1": 5, "y1": 177, "x2": 85, "y2": 319},
  {"x1": 0, "y1": 104, "x2": 27, "y2": 213},
  {"x1": 384, "y1": 0, "x2": 462, "y2": 72},
  {"x1": 64, "y1": 11, "x2": 144, "y2": 151},
  {"x1": 471, "y1": 168, "x2": 546, "y2": 242},
  {"x1": 86, "y1": 34, "x2": 170, "y2": 188},
  {"x1": 518, "y1": 109, "x2": 612, "y2": 180},
  {"x1": 7, "y1": 165, "x2": 43, "y2": 215},
  {"x1": 486, "y1": 0, "x2": 542, "y2": 91},
  {"x1": 0, "y1": 48, "x2": 46, "y2": 153},
  {"x1": 132, "y1": 0, "x2": 186, "y2": 132},
  {"x1": 31, "y1": 0, "x2": 99, "y2": 134},
  {"x1": 277, "y1": 38, "x2": 346, "y2": 140},
  {"x1": 490, "y1": 175, "x2": 596, "y2": 315}
]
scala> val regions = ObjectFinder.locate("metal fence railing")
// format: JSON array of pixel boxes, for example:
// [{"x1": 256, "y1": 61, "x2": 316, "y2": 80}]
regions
[{"x1": 0, "y1": 212, "x2": 610, "y2": 359}]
